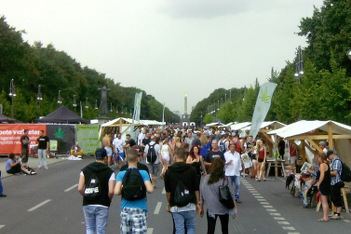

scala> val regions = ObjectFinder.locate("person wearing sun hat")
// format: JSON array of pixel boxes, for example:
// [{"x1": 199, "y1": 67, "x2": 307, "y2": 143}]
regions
[{"x1": 327, "y1": 150, "x2": 344, "y2": 220}]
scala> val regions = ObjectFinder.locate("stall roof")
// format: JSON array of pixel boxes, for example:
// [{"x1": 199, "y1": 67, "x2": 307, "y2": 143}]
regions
[
  {"x1": 267, "y1": 120, "x2": 351, "y2": 139},
  {"x1": 230, "y1": 122, "x2": 251, "y2": 131},
  {"x1": 0, "y1": 113, "x2": 20, "y2": 123},
  {"x1": 36, "y1": 106, "x2": 89, "y2": 124}
]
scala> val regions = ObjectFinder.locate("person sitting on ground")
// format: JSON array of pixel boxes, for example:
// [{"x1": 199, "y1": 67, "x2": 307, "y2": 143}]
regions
[
  {"x1": 6, "y1": 153, "x2": 36, "y2": 175},
  {"x1": 70, "y1": 142, "x2": 84, "y2": 158}
]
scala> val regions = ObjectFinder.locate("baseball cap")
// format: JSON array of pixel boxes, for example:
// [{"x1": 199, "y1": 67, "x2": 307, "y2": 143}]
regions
[
  {"x1": 326, "y1": 150, "x2": 334, "y2": 157},
  {"x1": 95, "y1": 148, "x2": 107, "y2": 159}
]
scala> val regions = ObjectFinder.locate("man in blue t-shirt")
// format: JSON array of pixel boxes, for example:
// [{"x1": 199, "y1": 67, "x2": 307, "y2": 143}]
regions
[{"x1": 115, "y1": 149, "x2": 154, "y2": 233}]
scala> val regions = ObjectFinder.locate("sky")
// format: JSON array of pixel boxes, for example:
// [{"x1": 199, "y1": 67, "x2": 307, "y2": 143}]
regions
[{"x1": 1, "y1": 0, "x2": 324, "y2": 115}]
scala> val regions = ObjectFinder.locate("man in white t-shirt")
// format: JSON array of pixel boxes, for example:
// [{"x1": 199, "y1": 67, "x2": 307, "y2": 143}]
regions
[
  {"x1": 144, "y1": 136, "x2": 161, "y2": 187},
  {"x1": 112, "y1": 133, "x2": 125, "y2": 167},
  {"x1": 224, "y1": 142, "x2": 242, "y2": 203},
  {"x1": 138, "y1": 129, "x2": 146, "y2": 146}
]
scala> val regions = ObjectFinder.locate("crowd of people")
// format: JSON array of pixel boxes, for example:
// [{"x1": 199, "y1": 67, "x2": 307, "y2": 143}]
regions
[{"x1": 79, "y1": 126, "x2": 268, "y2": 234}]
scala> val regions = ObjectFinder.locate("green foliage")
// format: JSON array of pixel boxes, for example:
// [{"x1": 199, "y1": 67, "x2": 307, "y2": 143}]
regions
[{"x1": 0, "y1": 17, "x2": 179, "y2": 123}]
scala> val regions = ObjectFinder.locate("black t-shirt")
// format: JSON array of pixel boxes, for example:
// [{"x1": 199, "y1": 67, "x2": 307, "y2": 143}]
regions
[
  {"x1": 21, "y1": 135, "x2": 30, "y2": 149},
  {"x1": 37, "y1": 136, "x2": 49, "y2": 149},
  {"x1": 142, "y1": 138, "x2": 151, "y2": 146},
  {"x1": 127, "y1": 139, "x2": 136, "y2": 147},
  {"x1": 204, "y1": 150, "x2": 225, "y2": 163}
]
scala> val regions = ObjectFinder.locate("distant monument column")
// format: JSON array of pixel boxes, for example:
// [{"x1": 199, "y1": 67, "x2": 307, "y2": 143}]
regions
[
  {"x1": 181, "y1": 92, "x2": 190, "y2": 127},
  {"x1": 97, "y1": 86, "x2": 110, "y2": 124}
]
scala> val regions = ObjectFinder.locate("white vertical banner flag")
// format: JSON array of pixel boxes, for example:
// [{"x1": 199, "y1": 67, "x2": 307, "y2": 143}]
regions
[
  {"x1": 130, "y1": 92, "x2": 143, "y2": 139},
  {"x1": 250, "y1": 82, "x2": 277, "y2": 139}
]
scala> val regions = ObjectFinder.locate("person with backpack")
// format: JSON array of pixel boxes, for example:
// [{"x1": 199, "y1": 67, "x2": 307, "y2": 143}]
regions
[
  {"x1": 78, "y1": 148, "x2": 115, "y2": 234},
  {"x1": 327, "y1": 150, "x2": 344, "y2": 220},
  {"x1": 143, "y1": 136, "x2": 161, "y2": 187},
  {"x1": 164, "y1": 147, "x2": 200, "y2": 234},
  {"x1": 115, "y1": 149, "x2": 154, "y2": 234}
]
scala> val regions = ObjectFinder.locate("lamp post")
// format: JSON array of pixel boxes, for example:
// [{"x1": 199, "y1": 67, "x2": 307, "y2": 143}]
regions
[
  {"x1": 85, "y1": 97, "x2": 89, "y2": 109},
  {"x1": 73, "y1": 95, "x2": 77, "y2": 111},
  {"x1": 57, "y1": 90, "x2": 62, "y2": 105},
  {"x1": 94, "y1": 99, "x2": 98, "y2": 110},
  {"x1": 347, "y1": 49, "x2": 351, "y2": 60},
  {"x1": 37, "y1": 85, "x2": 43, "y2": 109},
  {"x1": 294, "y1": 46, "x2": 304, "y2": 83},
  {"x1": 110, "y1": 103, "x2": 113, "y2": 112},
  {"x1": 200, "y1": 112, "x2": 203, "y2": 127},
  {"x1": 9, "y1": 79, "x2": 16, "y2": 118}
]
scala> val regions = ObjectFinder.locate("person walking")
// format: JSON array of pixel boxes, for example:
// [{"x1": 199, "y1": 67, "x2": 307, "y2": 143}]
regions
[
  {"x1": 102, "y1": 132, "x2": 113, "y2": 167},
  {"x1": 327, "y1": 150, "x2": 344, "y2": 220},
  {"x1": 115, "y1": 149, "x2": 154, "y2": 234},
  {"x1": 204, "y1": 140, "x2": 225, "y2": 172},
  {"x1": 36, "y1": 130, "x2": 50, "y2": 169},
  {"x1": 164, "y1": 147, "x2": 200, "y2": 234},
  {"x1": 200, "y1": 158, "x2": 237, "y2": 234},
  {"x1": 144, "y1": 136, "x2": 162, "y2": 187},
  {"x1": 78, "y1": 148, "x2": 115, "y2": 234},
  {"x1": 256, "y1": 140, "x2": 267, "y2": 181},
  {"x1": 316, "y1": 152, "x2": 331, "y2": 222},
  {"x1": 224, "y1": 143, "x2": 242, "y2": 203},
  {"x1": 160, "y1": 137, "x2": 172, "y2": 178},
  {"x1": 186, "y1": 145, "x2": 206, "y2": 187}
]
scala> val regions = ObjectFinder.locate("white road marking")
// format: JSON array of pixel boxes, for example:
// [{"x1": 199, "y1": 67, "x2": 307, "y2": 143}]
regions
[
  {"x1": 147, "y1": 228, "x2": 153, "y2": 234},
  {"x1": 257, "y1": 199, "x2": 266, "y2": 201},
  {"x1": 260, "y1": 202, "x2": 269, "y2": 205},
  {"x1": 263, "y1": 205, "x2": 273, "y2": 208},
  {"x1": 64, "y1": 184, "x2": 78, "y2": 192},
  {"x1": 0, "y1": 225, "x2": 4, "y2": 229},
  {"x1": 267, "y1": 209, "x2": 277, "y2": 212},
  {"x1": 162, "y1": 187, "x2": 166, "y2": 194},
  {"x1": 154, "y1": 202, "x2": 162, "y2": 215},
  {"x1": 28, "y1": 199, "x2": 51, "y2": 212},
  {"x1": 274, "y1": 217, "x2": 286, "y2": 220},
  {"x1": 254, "y1": 196, "x2": 264, "y2": 198},
  {"x1": 278, "y1": 221, "x2": 290, "y2": 225},
  {"x1": 270, "y1": 213, "x2": 281, "y2": 216},
  {"x1": 288, "y1": 232, "x2": 300, "y2": 234},
  {"x1": 343, "y1": 219, "x2": 350, "y2": 223},
  {"x1": 282, "y1": 227, "x2": 296, "y2": 231}
]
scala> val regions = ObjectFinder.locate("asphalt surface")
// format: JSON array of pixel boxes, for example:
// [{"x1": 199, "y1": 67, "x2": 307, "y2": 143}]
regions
[{"x1": 1, "y1": 156, "x2": 351, "y2": 234}]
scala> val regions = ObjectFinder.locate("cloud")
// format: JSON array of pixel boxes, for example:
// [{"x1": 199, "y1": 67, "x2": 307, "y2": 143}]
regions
[{"x1": 160, "y1": 0, "x2": 251, "y2": 19}]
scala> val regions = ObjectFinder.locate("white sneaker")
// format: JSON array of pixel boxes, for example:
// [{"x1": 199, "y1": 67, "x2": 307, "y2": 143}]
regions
[{"x1": 330, "y1": 214, "x2": 342, "y2": 220}]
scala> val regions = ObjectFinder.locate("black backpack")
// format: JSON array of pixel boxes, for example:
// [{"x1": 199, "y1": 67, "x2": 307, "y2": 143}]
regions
[
  {"x1": 84, "y1": 169, "x2": 101, "y2": 200},
  {"x1": 174, "y1": 179, "x2": 194, "y2": 207},
  {"x1": 122, "y1": 168, "x2": 146, "y2": 201},
  {"x1": 336, "y1": 159, "x2": 351, "y2": 182},
  {"x1": 147, "y1": 143, "x2": 157, "y2": 164}
]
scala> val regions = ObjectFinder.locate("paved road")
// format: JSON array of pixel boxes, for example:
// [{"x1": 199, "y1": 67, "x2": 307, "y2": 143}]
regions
[{"x1": 1, "y1": 156, "x2": 351, "y2": 233}]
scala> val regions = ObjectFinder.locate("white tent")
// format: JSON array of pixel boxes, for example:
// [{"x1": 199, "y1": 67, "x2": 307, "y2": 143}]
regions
[
  {"x1": 268, "y1": 120, "x2": 351, "y2": 166},
  {"x1": 230, "y1": 122, "x2": 251, "y2": 131}
]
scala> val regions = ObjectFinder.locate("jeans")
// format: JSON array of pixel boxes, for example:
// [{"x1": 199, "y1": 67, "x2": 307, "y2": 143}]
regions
[
  {"x1": 0, "y1": 171, "x2": 3, "y2": 195},
  {"x1": 172, "y1": 210, "x2": 196, "y2": 234},
  {"x1": 83, "y1": 206, "x2": 109, "y2": 234},
  {"x1": 229, "y1": 175, "x2": 240, "y2": 200},
  {"x1": 37, "y1": 149, "x2": 47, "y2": 168}
]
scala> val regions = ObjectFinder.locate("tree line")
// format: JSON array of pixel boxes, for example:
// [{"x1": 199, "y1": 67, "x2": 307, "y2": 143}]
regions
[
  {"x1": 0, "y1": 16, "x2": 179, "y2": 123},
  {"x1": 191, "y1": 0, "x2": 351, "y2": 126}
]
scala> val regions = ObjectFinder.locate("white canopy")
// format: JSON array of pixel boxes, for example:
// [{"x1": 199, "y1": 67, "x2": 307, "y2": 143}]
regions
[
  {"x1": 230, "y1": 122, "x2": 251, "y2": 131},
  {"x1": 268, "y1": 120, "x2": 351, "y2": 138}
]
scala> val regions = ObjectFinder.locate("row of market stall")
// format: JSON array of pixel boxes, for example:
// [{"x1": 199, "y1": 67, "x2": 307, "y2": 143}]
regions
[
  {"x1": 205, "y1": 120, "x2": 351, "y2": 169},
  {"x1": 0, "y1": 106, "x2": 165, "y2": 156}
]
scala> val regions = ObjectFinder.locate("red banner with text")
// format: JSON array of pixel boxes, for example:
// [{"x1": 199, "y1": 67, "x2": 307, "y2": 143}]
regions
[{"x1": 0, "y1": 124, "x2": 46, "y2": 155}]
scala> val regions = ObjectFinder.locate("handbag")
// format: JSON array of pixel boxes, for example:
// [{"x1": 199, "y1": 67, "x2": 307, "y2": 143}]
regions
[{"x1": 218, "y1": 177, "x2": 235, "y2": 209}]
